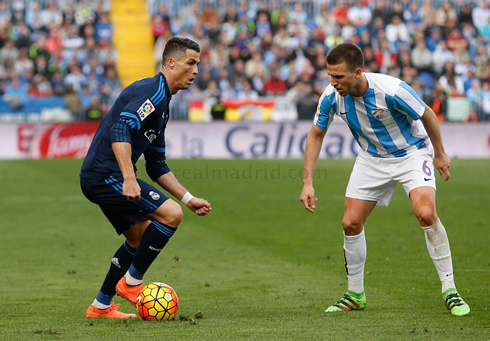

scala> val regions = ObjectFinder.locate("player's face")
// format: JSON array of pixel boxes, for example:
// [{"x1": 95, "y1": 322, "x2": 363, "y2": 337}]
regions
[
  {"x1": 170, "y1": 49, "x2": 200, "y2": 92},
  {"x1": 327, "y1": 62, "x2": 362, "y2": 97}
]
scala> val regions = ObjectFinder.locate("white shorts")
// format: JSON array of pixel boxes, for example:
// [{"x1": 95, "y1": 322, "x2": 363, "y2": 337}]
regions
[{"x1": 345, "y1": 150, "x2": 436, "y2": 207}]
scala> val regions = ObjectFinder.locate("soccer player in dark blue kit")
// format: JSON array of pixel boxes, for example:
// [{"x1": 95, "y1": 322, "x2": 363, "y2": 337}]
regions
[{"x1": 81, "y1": 37, "x2": 211, "y2": 318}]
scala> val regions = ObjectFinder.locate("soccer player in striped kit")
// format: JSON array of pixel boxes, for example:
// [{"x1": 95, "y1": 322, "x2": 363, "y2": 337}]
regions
[
  {"x1": 81, "y1": 37, "x2": 211, "y2": 318},
  {"x1": 300, "y1": 43, "x2": 469, "y2": 316}
]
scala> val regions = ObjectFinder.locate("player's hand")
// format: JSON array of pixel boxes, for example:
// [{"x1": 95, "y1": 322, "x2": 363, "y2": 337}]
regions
[
  {"x1": 123, "y1": 178, "x2": 141, "y2": 201},
  {"x1": 299, "y1": 185, "x2": 318, "y2": 213},
  {"x1": 434, "y1": 152, "x2": 451, "y2": 181},
  {"x1": 186, "y1": 197, "x2": 212, "y2": 216}
]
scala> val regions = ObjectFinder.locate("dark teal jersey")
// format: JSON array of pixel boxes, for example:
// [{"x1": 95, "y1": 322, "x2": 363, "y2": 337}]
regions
[{"x1": 80, "y1": 73, "x2": 172, "y2": 181}]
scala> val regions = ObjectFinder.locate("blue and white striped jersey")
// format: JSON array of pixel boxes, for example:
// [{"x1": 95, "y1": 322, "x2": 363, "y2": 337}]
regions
[{"x1": 314, "y1": 73, "x2": 430, "y2": 158}]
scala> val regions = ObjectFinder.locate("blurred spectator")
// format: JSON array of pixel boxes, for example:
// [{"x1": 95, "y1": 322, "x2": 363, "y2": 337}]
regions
[
  {"x1": 42, "y1": 1, "x2": 63, "y2": 28},
  {"x1": 348, "y1": 0, "x2": 372, "y2": 32},
  {"x1": 63, "y1": 25, "x2": 85, "y2": 50},
  {"x1": 264, "y1": 67, "x2": 286, "y2": 96},
  {"x1": 472, "y1": 0, "x2": 490, "y2": 30},
  {"x1": 404, "y1": 2, "x2": 422, "y2": 27},
  {"x1": 458, "y1": 3, "x2": 474, "y2": 27},
  {"x1": 101, "y1": 66, "x2": 121, "y2": 106},
  {"x1": 25, "y1": 2, "x2": 43, "y2": 31},
  {"x1": 0, "y1": 39, "x2": 19, "y2": 65},
  {"x1": 481, "y1": 81, "x2": 490, "y2": 120},
  {"x1": 65, "y1": 65, "x2": 87, "y2": 92},
  {"x1": 372, "y1": 0, "x2": 390, "y2": 25},
  {"x1": 289, "y1": 3, "x2": 309, "y2": 27},
  {"x1": 436, "y1": 1, "x2": 457, "y2": 27},
  {"x1": 0, "y1": 3, "x2": 12, "y2": 27},
  {"x1": 75, "y1": 0, "x2": 95, "y2": 26},
  {"x1": 50, "y1": 69, "x2": 66, "y2": 95},
  {"x1": 94, "y1": 12, "x2": 113, "y2": 43},
  {"x1": 14, "y1": 47, "x2": 34, "y2": 76},
  {"x1": 223, "y1": 4, "x2": 239, "y2": 23},
  {"x1": 438, "y1": 61, "x2": 464, "y2": 96},
  {"x1": 155, "y1": 3, "x2": 170, "y2": 24},
  {"x1": 479, "y1": 17, "x2": 490, "y2": 42},
  {"x1": 386, "y1": 15, "x2": 409, "y2": 47},
  {"x1": 332, "y1": 1, "x2": 350, "y2": 27},
  {"x1": 245, "y1": 52, "x2": 266, "y2": 79},
  {"x1": 3, "y1": 76, "x2": 27, "y2": 110},
  {"x1": 255, "y1": 12, "x2": 271, "y2": 39},
  {"x1": 236, "y1": 78, "x2": 258, "y2": 100},
  {"x1": 411, "y1": 39, "x2": 432, "y2": 74},
  {"x1": 432, "y1": 41, "x2": 454, "y2": 76}
]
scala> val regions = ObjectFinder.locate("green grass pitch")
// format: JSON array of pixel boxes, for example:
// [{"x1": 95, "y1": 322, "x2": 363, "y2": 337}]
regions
[{"x1": 0, "y1": 158, "x2": 489, "y2": 340}]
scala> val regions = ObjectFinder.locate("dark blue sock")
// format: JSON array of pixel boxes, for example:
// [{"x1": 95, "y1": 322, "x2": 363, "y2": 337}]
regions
[
  {"x1": 131, "y1": 221, "x2": 177, "y2": 276},
  {"x1": 98, "y1": 241, "x2": 136, "y2": 302}
]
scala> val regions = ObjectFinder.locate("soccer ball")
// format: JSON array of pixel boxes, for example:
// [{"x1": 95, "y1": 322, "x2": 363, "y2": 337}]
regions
[{"x1": 136, "y1": 282, "x2": 179, "y2": 321}]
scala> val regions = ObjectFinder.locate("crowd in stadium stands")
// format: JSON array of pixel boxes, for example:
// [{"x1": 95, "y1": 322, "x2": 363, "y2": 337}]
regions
[
  {"x1": 0, "y1": 0, "x2": 117, "y2": 120},
  {"x1": 1, "y1": 1, "x2": 490, "y2": 122},
  {"x1": 150, "y1": 0, "x2": 490, "y2": 122}
]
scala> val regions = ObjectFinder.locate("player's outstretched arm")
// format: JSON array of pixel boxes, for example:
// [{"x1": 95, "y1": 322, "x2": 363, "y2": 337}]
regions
[
  {"x1": 420, "y1": 106, "x2": 451, "y2": 181},
  {"x1": 300, "y1": 125, "x2": 327, "y2": 213},
  {"x1": 156, "y1": 172, "x2": 212, "y2": 216}
]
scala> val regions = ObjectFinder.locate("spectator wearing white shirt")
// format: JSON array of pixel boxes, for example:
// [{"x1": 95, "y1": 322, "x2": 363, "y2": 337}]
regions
[
  {"x1": 472, "y1": 0, "x2": 490, "y2": 30},
  {"x1": 347, "y1": 1, "x2": 372, "y2": 30},
  {"x1": 289, "y1": 3, "x2": 308, "y2": 26},
  {"x1": 411, "y1": 39, "x2": 432, "y2": 74},
  {"x1": 0, "y1": 2, "x2": 11, "y2": 27},
  {"x1": 432, "y1": 41, "x2": 454, "y2": 75},
  {"x1": 386, "y1": 15, "x2": 409, "y2": 46},
  {"x1": 42, "y1": 1, "x2": 63, "y2": 28}
]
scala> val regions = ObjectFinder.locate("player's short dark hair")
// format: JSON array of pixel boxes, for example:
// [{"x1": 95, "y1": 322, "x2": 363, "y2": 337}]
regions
[
  {"x1": 162, "y1": 37, "x2": 200, "y2": 66},
  {"x1": 326, "y1": 43, "x2": 364, "y2": 72}
]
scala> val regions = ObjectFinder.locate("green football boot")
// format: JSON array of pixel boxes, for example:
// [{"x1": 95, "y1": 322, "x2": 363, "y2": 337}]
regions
[
  {"x1": 325, "y1": 290, "x2": 366, "y2": 312},
  {"x1": 443, "y1": 289, "x2": 470, "y2": 316}
]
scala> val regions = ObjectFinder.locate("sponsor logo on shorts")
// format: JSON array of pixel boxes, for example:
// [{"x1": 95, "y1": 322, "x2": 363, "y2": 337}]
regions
[{"x1": 149, "y1": 191, "x2": 160, "y2": 200}]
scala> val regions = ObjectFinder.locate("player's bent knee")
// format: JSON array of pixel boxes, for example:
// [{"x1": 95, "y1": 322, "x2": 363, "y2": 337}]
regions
[
  {"x1": 414, "y1": 206, "x2": 437, "y2": 227},
  {"x1": 342, "y1": 217, "x2": 363, "y2": 235},
  {"x1": 151, "y1": 199, "x2": 183, "y2": 227}
]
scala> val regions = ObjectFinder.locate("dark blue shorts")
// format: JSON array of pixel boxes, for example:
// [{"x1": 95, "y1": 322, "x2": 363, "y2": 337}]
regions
[{"x1": 80, "y1": 175, "x2": 169, "y2": 235}]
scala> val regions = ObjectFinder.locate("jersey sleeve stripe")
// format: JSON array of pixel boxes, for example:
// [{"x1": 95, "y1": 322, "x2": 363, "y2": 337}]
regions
[
  {"x1": 391, "y1": 110, "x2": 426, "y2": 147},
  {"x1": 394, "y1": 82, "x2": 426, "y2": 119},
  {"x1": 151, "y1": 78, "x2": 166, "y2": 106},
  {"x1": 153, "y1": 89, "x2": 166, "y2": 106},
  {"x1": 150, "y1": 77, "x2": 164, "y2": 102},
  {"x1": 315, "y1": 92, "x2": 336, "y2": 130},
  {"x1": 120, "y1": 112, "x2": 141, "y2": 130}
]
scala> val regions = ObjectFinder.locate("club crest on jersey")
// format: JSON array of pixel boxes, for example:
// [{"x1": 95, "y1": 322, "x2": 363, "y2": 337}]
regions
[
  {"x1": 371, "y1": 108, "x2": 389, "y2": 120},
  {"x1": 137, "y1": 99, "x2": 155, "y2": 120},
  {"x1": 144, "y1": 129, "x2": 157, "y2": 143}
]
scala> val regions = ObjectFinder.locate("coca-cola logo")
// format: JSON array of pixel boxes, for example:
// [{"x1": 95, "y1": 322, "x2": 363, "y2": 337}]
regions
[{"x1": 30, "y1": 123, "x2": 99, "y2": 159}]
